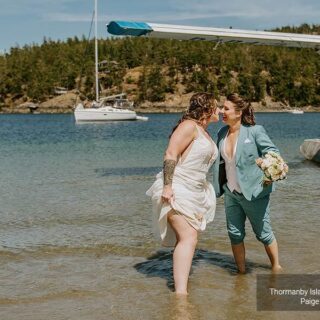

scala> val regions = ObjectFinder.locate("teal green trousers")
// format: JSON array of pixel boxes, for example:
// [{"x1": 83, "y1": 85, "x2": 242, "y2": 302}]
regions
[{"x1": 223, "y1": 185, "x2": 275, "y2": 245}]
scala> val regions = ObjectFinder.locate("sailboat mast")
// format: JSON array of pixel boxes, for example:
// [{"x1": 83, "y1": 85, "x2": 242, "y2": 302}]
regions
[{"x1": 95, "y1": 0, "x2": 99, "y2": 101}]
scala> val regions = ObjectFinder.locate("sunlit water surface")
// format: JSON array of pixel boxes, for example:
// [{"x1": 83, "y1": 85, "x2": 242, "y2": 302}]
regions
[{"x1": 0, "y1": 113, "x2": 319, "y2": 319}]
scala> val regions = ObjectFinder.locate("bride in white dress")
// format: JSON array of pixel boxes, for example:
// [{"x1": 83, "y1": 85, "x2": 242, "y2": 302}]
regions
[{"x1": 146, "y1": 93, "x2": 220, "y2": 295}]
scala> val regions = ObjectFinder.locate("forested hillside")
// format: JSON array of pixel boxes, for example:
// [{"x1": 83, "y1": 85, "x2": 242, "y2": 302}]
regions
[{"x1": 0, "y1": 24, "x2": 319, "y2": 113}]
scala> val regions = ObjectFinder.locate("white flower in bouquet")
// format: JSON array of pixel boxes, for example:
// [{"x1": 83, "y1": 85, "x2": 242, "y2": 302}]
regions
[{"x1": 256, "y1": 151, "x2": 288, "y2": 183}]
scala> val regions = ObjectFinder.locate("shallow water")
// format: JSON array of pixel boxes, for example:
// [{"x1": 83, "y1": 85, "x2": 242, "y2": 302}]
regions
[{"x1": 0, "y1": 113, "x2": 319, "y2": 319}]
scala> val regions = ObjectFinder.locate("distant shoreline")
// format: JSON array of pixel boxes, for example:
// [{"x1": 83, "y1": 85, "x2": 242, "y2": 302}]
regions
[
  {"x1": 134, "y1": 108, "x2": 320, "y2": 114},
  {"x1": 1, "y1": 92, "x2": 319, "y2": 114},
  {"x1": 1, "y1": 109, "x2": 319, "y2": 115}
]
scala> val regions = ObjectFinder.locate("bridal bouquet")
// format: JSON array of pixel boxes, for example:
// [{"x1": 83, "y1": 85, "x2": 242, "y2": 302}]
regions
[{"x1": 255, "y1": 151, "x2": 289, "y2": 183}]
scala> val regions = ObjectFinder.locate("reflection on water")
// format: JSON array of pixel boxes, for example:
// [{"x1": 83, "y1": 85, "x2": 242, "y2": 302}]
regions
[
  {"x1": 168, "y1": 295, "x2": 200, "y2": 320},
  {"x1": 95, "y1": 166, "x2": 161, "y2": 177},
  {"x1": 135, "y1": 250, "x2": 174, "y2": 291},
  {"x1": 134, "y1": 249, "x2": 271, "y2": 289}
]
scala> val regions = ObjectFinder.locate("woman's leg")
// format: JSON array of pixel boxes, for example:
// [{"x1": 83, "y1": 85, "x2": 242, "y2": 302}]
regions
[
  {"x1": 224, "y1": 190, "x2": 247, "y2": 273},
  {"x1": 243, "y1": 195, "x2": 282, "y2": 272},
  {"x1": 167, "y1": 211, "x2": 198, "y2": 294},
  {"x1": 231, "y1": 243, "x2": 246, "y2": 274},
  {"x1": 264, "y1": 239, "x2": 282, "y2": 272}
]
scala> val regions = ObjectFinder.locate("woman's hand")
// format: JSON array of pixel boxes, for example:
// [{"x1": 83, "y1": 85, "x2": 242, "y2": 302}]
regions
[{"x1": 161, "y1": 185, "x2": 175, "y2": 205}]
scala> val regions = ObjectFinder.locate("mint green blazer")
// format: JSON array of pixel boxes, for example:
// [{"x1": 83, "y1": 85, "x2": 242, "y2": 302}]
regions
[{"x1": 213, "y1": 124, "x2": 280, "y2": 201}]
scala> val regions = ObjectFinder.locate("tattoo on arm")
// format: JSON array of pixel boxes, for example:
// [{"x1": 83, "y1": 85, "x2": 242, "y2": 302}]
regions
[{"x1": 163, "y1": 159, "x2": 177, "y2": 186}]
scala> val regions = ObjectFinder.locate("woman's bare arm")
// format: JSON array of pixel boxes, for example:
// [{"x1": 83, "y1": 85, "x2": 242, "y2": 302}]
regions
[{"x1": 162, "y1": 120, "x2": 197, "y2": 202}]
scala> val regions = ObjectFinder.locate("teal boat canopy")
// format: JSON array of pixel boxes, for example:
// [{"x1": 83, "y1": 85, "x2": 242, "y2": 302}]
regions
[
  {"x1": 107, "y1": 20, "x2": 320, "y2": 49},
  {"x1": 107, "y1": 21, "x2": 153, "y2": 36}
]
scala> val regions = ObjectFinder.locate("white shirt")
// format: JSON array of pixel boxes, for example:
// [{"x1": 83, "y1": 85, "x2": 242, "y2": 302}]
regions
[{"x1": 221, "y1": 133, "x2": 242, "y2": 193}]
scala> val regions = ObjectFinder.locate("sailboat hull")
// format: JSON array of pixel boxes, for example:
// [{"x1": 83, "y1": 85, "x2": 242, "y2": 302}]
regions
[{"x1": 74, "y1": 104, "x2": 137, "y2": 121}]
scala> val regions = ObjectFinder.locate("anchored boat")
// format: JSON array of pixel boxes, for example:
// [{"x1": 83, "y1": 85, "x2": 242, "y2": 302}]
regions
[{"x1": 74, "y1": 1, "x2": 148, "y2": 122}]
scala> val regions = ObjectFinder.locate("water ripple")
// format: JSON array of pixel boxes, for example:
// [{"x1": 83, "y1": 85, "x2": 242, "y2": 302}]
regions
[{"x1": 95, "y1": 166, "x2": 161, "y2": 177}]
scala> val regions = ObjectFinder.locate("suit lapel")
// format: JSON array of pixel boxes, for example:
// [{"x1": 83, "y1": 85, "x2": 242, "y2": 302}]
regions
[{"x1": 236, "y1": 124, "x2": 247, "y2": 164}]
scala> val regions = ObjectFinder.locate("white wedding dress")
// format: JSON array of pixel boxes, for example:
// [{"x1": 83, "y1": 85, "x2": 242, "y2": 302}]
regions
[{"x1": 146, "y1": 125, "x2": 218, "y2": 246}]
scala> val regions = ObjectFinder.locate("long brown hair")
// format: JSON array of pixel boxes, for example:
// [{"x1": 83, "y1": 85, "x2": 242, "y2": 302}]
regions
[
  {"x1": 226, "y1": 93, "x2": 255, "y2": 126},
  {"x1": 170, "y1": 93, "x2": 218, "y2": 137}
]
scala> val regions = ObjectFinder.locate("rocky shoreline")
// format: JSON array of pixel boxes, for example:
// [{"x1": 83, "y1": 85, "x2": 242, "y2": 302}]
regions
[{"x1": 0, "y1": 91, "x2": 319, "y2": 114}]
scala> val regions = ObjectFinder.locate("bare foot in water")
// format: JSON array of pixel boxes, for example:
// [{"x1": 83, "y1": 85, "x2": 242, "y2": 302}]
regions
[
  {"x1": 175, "y1": 291, "x2": 188, "y2": 295},
  {"x1": 272, "y1": 265, "x2": 283, "y2": 273},
  {"x1": 237, "y1": 270, "x2": 246, "y2": 275},
  {"x1": 237, "y1": 266, "x2": 246, "y2": 274}
]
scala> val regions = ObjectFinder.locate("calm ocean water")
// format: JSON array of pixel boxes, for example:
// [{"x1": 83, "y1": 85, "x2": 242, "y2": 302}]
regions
[{"x1": 0, "y1": 113, "x2": 319, "y2": 319}]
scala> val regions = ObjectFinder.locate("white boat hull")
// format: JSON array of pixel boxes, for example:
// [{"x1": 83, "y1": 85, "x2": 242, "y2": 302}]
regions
[{"x1": 74, "y1": 104, "x2": 137, "y2": 121}]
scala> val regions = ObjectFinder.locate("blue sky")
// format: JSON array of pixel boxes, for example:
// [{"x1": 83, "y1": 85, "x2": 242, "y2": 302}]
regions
[{"x1": 1, "y1": 0, "x2": 319, "y2": 53}]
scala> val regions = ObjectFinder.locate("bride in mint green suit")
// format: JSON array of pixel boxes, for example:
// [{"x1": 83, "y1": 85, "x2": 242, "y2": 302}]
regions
[{"x1": 213, "y1": 93, "x2": 282, "y2": 273}]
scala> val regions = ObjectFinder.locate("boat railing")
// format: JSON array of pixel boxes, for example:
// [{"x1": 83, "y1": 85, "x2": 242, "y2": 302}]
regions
[{"x1": 97, "y1": 96, "x2": 134, "y2": 110}]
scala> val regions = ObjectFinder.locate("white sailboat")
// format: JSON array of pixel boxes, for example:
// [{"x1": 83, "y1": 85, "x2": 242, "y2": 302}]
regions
[
  {"x1": 74, "y1": 1, "x2": 148, "y2": 122},
  {"x1": 75, "y1": 93, "x2": 140, "y2": 121}
]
